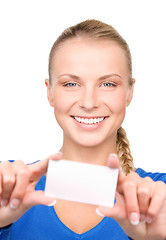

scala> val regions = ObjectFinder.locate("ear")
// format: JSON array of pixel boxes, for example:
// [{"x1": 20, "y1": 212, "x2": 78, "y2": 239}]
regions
[
  {"x1": 126, "y1": 78, "x2": 135, "y2": 106},
  {"x1": 45, "y1": 79, "x2": 54, "y2": 107}
]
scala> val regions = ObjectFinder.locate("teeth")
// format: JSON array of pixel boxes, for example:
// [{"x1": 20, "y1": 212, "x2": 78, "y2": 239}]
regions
[
  {"x1": 89, "y1": 119, "x2": 93, "y2": 124},
  {"x1": 74, "y1": 117, "x2": 105, "y2": 124}
]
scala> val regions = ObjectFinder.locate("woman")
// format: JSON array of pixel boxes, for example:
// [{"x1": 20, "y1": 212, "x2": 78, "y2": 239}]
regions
[{"x1": 0, "y1": 19, "x2": 166, "y2": 239}]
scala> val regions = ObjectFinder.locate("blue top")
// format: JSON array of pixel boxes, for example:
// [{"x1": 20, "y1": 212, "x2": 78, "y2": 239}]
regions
[{"x1": 0, "y1": 168, "x2": 166, "y2": 240}]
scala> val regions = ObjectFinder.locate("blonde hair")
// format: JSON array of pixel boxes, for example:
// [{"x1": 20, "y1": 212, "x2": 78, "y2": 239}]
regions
[
  {"x1": 117, "y1": 127, "x2": 134, "y2": 175},
  {"x1": 48, "y1": 19, "x2": 135, "y2": 175}
]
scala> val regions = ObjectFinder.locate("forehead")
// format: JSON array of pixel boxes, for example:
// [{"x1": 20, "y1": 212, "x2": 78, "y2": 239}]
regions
[{"x1": 51, "y1": 38, "x2": 128, "y2": 78}]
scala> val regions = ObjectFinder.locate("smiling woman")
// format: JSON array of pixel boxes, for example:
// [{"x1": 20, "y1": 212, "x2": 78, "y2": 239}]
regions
[
  {"x1": 46, "y1": 39, "x2": 131, "y2": 148},
  {"x1": 46, "y1": 21, "x2": 134, "y2": 174},
  {"x1": 0, "y1": 19, "x2": 166, "y2": 240}
]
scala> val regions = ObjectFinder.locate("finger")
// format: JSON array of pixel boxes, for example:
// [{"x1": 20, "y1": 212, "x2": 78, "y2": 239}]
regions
[
  {"x1": 147, "y1": 181, "x2": 166, "y2": 221},
  {"x1": 96, "y1": 204, "x2": 126, "y2": 223},
  {"x1": 122, "y1": 173, "x2": 140, "y2": 225},
  {"x1": 96, "y1": 192, "x2": 127, "y2": 225},
  {"x1": 107, "y1": 154, "x2": 120, "y2": 169},
  {"x1": 23, "y1": 190, "x2": 57, "y2": 208},
  {"x1": 1, "y1": 161, "x2": 16, "y2": 206},
  {"x1": 48, "y1": 152, "x2": 63, "y2": 161},
  {"x1": 107, "y1": 154, "x2": 125, "y2": 186},
  {"x1": 137, "y1": 177, "x2": 152, "y2": 216},
  {"x1": 9, "y1": 161, "x2": 31, "y2": 209},
  {"x1": 28, "y1": 152, "x2": 62, "y2": 181}
]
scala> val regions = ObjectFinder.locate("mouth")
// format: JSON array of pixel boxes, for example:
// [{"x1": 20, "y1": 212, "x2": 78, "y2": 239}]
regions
[{"x1": 71, "y1": 116, "x2": 108, "y2": 125}]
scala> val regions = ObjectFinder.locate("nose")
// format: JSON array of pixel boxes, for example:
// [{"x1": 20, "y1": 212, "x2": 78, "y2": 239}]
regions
[{"x1": 78, "y1": 86, "x2": 99, "y2": 110}]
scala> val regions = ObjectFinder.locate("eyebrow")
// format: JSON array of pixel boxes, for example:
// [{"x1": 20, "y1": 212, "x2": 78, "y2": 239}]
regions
[
  {"x1": 98, "y1": 74, "x2": 122, "y2": 80},
  {"x1": 58, "y1": 74, "x2": 80, "y2": 80},
  {"x1": 58, "y1": 73, "x2": 122, "y2": 81}
]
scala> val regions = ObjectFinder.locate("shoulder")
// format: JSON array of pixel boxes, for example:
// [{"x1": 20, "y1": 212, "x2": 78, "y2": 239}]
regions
[{"x1": 136, "y1": 168, "x2": 166, "y2": 184}]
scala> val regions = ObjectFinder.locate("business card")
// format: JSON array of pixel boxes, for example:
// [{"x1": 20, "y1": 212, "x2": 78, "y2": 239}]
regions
[{"x1": 45, "y1": 159, "x2": 118, "y2": 207}]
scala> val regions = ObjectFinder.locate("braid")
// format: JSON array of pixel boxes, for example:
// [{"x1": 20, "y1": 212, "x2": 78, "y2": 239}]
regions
[{"x1": 116, "y1": 127, "x2": 135, "y2": 175}]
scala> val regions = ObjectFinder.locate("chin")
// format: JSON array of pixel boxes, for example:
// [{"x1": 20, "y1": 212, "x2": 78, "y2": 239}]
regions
[
  {"x1": 78, "y1": 142, "x2": 100, "y2": 147},
  {"x1": 74, "y1": 135, "x2": 106, "y2": 148}
]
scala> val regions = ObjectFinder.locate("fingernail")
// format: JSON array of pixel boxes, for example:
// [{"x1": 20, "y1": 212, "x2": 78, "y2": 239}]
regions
[
  {"x1": 10, "y1": 199, "x2": 20, "y2": 209},
  {"x1": 48, "y1": 200, "x2": 56, "y2": 206},
  {"x1": 109, "y1": 153, "x2": 118, "y2": 158},
  {"x1": 145, "y1": 216, "x2": 152, "y2": 224},
  {"x1": 96, "y1": 208, "x2": 105, "y2": 217},
  {"x1": 1, "y1": 199, "x2": 8, "y2": 207},
  {"x1": 130, "y1": 212, "x2": 139, "y2": 225}
]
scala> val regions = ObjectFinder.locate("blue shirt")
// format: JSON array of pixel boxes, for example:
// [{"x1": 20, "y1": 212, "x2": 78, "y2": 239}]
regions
[{"x1": 0, "y1": 168, "x2": 166, "y2": 240}]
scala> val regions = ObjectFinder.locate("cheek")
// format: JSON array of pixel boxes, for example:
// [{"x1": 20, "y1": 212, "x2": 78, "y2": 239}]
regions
[
  {"x1": 53, "y1": 89, "x2": 75, "y2": 114},
  {"x1": 104, "y1": 90, "x2": 127, "y2": 113},
  {"x1": 54, "y1": 97, "x2": 68, "y2": 114}
]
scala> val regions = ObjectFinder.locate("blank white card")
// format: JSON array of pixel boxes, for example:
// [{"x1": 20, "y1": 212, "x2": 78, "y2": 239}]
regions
[{"x1": 45, "y1": 160, "x2": 118, "y2": 207}]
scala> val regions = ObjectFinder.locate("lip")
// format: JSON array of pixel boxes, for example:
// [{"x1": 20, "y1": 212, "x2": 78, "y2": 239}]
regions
[
  {"x1": 71, "y1": 115, "x2": 108, "y2": 119},
  {"x1": 71, "y1": 115, "x2": 108, "y2": 130}
]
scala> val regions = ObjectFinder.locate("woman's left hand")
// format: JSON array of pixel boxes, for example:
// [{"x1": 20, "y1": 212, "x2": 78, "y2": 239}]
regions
[{"x1": 97, "y1": 154, "x2": 166, "y2": 240}]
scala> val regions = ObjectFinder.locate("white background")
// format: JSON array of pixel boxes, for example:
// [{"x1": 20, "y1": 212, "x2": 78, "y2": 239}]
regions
[{"x1": 0, "y1": 0, "x2": 166, "y2": 172}]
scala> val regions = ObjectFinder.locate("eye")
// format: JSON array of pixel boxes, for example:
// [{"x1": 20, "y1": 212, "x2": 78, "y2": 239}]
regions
[
  {"x1": 63, "y1": 82, "x2": 79, "y2": 87},
  {"x1": 101, "y1": 82, "x2": 117, "y2": 87}
]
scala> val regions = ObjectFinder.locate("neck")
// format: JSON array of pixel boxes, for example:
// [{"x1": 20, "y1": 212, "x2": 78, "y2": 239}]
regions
[{"x1": 60, "y1": 134, "x2": 117, "y2": 166}]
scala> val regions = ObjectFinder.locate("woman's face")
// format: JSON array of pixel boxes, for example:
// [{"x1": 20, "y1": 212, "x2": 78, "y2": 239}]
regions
[{"x1": 46, "y1": 38, "x2": 134, "y2": 147}]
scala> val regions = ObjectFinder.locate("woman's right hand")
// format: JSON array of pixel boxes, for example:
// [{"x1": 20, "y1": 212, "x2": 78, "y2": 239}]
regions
[{"x1": 0, "y1": 152, "x2": 62, "y2": 227}]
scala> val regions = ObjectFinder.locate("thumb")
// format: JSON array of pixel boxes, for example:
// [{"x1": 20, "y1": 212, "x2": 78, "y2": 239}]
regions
[
  {"x1": 28, "y1": 152, "x2": 62, "y2": 181},
  {"x1": 107, "y1": 154, "x2": 120, "y2": 169},
  {"x1": 24, "y1": 190, "x2": 56, "y2": 208},
  {"x1": 96, "y1": 204, "x2": 126, "y2": 223},
  {"x1": 107, "y1": 154, "x2": 125, "y2": 189}
]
